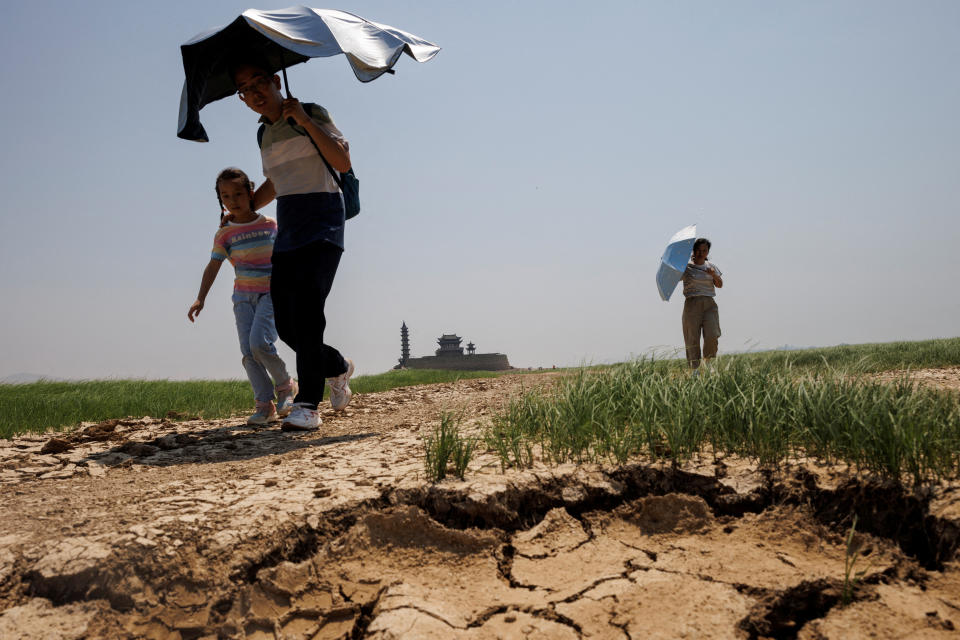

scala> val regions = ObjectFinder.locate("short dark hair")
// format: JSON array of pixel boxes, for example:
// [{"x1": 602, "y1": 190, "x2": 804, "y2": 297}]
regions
[
  {"x1": 227, "y1": 51, "x2": 273, "y2": 87},
  {"x1": 693, "y1": 238, "x2": 712, "y2": 252}
]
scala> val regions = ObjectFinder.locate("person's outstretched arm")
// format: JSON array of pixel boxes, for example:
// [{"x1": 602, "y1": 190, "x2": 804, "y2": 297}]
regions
[
  {"x1": 188, "y1": 259, "x2": 223, "y2": 322},
  {"x1": 253, "y1": 179, "x2": 276, "y2": 211}
]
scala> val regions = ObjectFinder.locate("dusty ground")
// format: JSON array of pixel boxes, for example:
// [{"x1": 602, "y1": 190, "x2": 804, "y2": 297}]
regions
[
  {"x1": 0, "y1": 370, "x2": 958, "y2": 639},
  {"x1": 874, "y1": 365, "x2": 960, "y2": 392}
]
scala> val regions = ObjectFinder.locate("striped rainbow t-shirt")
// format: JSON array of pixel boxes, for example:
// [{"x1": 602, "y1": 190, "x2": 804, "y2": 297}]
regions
[{"x1": 210, "y1": 215, "x2": 276, "y2": 293}]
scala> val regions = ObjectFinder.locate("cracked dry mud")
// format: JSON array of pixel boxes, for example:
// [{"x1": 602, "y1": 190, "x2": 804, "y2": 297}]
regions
[{"x1": 1, "y1": 371, "x2": 959, "y2": 639}]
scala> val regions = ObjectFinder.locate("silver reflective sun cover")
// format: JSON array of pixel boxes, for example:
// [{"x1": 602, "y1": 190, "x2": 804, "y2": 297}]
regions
[
  {"x1": 178, "y1": 6, "x2": 440, "y2": 141},
  {"x1": 235, "y1": 7, "x2": 440, "y2": 81}
]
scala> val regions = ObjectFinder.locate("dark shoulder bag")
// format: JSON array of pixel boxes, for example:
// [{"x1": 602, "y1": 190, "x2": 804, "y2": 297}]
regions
[{"x1": 314, "y1": 144, "x2": 361, "y2": 221}]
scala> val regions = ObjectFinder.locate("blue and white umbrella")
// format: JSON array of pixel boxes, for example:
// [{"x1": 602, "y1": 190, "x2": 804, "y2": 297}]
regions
[
  {"x1": 656, "y1": 224, "x2": 696, "y2": 301},
  {"x1": 178, "y1": 6, "x2": 440, "y2": 142}
]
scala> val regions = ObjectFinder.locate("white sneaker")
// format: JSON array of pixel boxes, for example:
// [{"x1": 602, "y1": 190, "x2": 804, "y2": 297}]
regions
[
  {"x1": 281, "y1": 403, "x2": 321, "y2": 431},
  {"x1": 275, "y1": 379, "x2": 298, "y2": 417},
  {"x1": 327, "y1": 358, "x2": 354, "y2": 411},
  {"x1": 247, "y1": 402, "x2": 279, "y2": 426}
]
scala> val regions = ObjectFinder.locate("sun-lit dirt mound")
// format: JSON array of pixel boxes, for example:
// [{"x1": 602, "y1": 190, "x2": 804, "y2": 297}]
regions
[
  {"x1": 610, "y1": 493, "x2": 714, "y2": 535},
  {"x1": 873, "y1": 366, "x2": 960, "y2": 392},
  {"x1": 1, "y1": 372, "x2": 958, "y2": 638}
]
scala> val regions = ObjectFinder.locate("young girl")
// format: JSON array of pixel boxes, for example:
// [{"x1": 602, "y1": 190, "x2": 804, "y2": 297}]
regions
[{"x1": 188, "y1": 167, "x2": 297, "y2": 424}]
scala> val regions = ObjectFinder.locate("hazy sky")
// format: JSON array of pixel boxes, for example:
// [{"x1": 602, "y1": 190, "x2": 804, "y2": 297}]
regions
[{"x1": 1, "y1": 1, "x2": 958, "y2": 381}]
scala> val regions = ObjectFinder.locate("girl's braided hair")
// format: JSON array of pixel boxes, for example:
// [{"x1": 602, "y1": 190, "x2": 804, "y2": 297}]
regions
[{"x1": 215, "y1": 167, "x2": 255, "y2": 222}]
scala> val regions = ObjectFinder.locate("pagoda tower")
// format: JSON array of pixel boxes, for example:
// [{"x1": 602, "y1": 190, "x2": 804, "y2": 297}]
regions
[
  {"x1": 467, "y1": 341, "x2": 476, "y2": 355},
  {"x1": 400, "y1": 322, "x2": 410, "y2": 366}
]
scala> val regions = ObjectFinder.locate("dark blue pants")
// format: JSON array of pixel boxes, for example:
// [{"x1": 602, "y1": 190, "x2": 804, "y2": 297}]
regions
[{"x1": 270, "y1": 240, "x2": 348, "y2": 406}]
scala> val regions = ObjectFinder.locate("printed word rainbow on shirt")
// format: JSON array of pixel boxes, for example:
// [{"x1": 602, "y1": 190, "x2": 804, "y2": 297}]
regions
[{"x1": 210, "y1": 215, "x2": 277, "y2": 294}]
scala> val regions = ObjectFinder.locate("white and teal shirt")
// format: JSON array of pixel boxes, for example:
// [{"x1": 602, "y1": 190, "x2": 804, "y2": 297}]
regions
[{"x1": 258, "y1": 103, "x2": 346, "y2": 252}]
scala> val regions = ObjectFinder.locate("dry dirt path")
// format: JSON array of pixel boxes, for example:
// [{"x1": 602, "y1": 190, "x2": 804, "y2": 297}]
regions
[{"x1": 0, "y1": 371, "x2": 958, "y2": 639}]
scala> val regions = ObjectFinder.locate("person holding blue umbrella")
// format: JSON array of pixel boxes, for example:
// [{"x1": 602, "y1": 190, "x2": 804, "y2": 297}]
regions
[{"x1": 682, "y1": 238, "x2": 723, "y2": 371}]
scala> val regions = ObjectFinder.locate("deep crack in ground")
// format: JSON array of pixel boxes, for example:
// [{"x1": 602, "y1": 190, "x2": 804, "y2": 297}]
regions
[{"x1": 1, "y1": 371, "x2": 959, "y2": 639}]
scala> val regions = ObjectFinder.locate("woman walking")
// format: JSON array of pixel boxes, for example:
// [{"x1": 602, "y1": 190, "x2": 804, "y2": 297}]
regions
[{"x1": 682, "y1": 238, "x2": 723, "y2": 371}]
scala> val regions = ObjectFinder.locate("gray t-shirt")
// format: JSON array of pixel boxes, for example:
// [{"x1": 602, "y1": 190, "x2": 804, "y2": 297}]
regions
[{"x1": 682, "y1": 261, "x2": 722, "y2": 298}]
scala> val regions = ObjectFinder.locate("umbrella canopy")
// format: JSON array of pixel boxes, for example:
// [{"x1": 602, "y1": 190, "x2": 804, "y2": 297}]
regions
[
  {"x1": 656, "y1": 224, "x2": 697, "y2": 301},
  {"x1": 178, "y1": 6, "x2": 440, "y2": 141}
]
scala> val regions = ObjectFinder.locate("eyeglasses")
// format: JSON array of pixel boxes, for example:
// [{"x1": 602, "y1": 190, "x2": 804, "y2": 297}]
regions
[{"x1": 236, "y1": 75, "x2": 272, "y2": 100}]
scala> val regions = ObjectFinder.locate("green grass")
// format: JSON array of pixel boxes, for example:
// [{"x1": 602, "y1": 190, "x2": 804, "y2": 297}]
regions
[
  {"x1": 842, "y1": 515, "x2": 872, "y2": 606},
  {"x1": 6, "y1": 336, "x2": 960, "y2": 462},
  {"x1": 731, "y1": 337, "x2": 960, "y2": 373},
  {"x1": 424, "y1": 411, "x2": 477, "y2": 482},
  {"x1": 0, "y1": 369, "x2": 504, "y2": 439},
  {"x1": 638, "y1": 337, "x2": 960, "y2": 375},
  {"x1": 486, "y1": 347, "x2": 960, "y2": 485}
]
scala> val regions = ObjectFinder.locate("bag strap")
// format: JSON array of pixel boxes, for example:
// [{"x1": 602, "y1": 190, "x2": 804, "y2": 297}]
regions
[
  {"x1": 295, "y1": 104, "x2": 345, "y2": 190},
  {"x1": 302, "y1": 129, "x2": 345, "y2": 191},
  {"x1": 256, "y1": 106, "x2": 344, "y2": 190}
]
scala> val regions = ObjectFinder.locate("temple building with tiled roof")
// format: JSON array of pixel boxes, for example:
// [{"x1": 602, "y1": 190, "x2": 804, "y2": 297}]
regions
[{"x1": 394, "y1": 323, "x2": 511, "y2": 371}]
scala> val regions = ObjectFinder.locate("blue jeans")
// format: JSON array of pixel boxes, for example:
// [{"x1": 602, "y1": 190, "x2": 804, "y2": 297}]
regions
[{"x1": 233, "y1": 292, "x2": 291, "y2": 403}]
